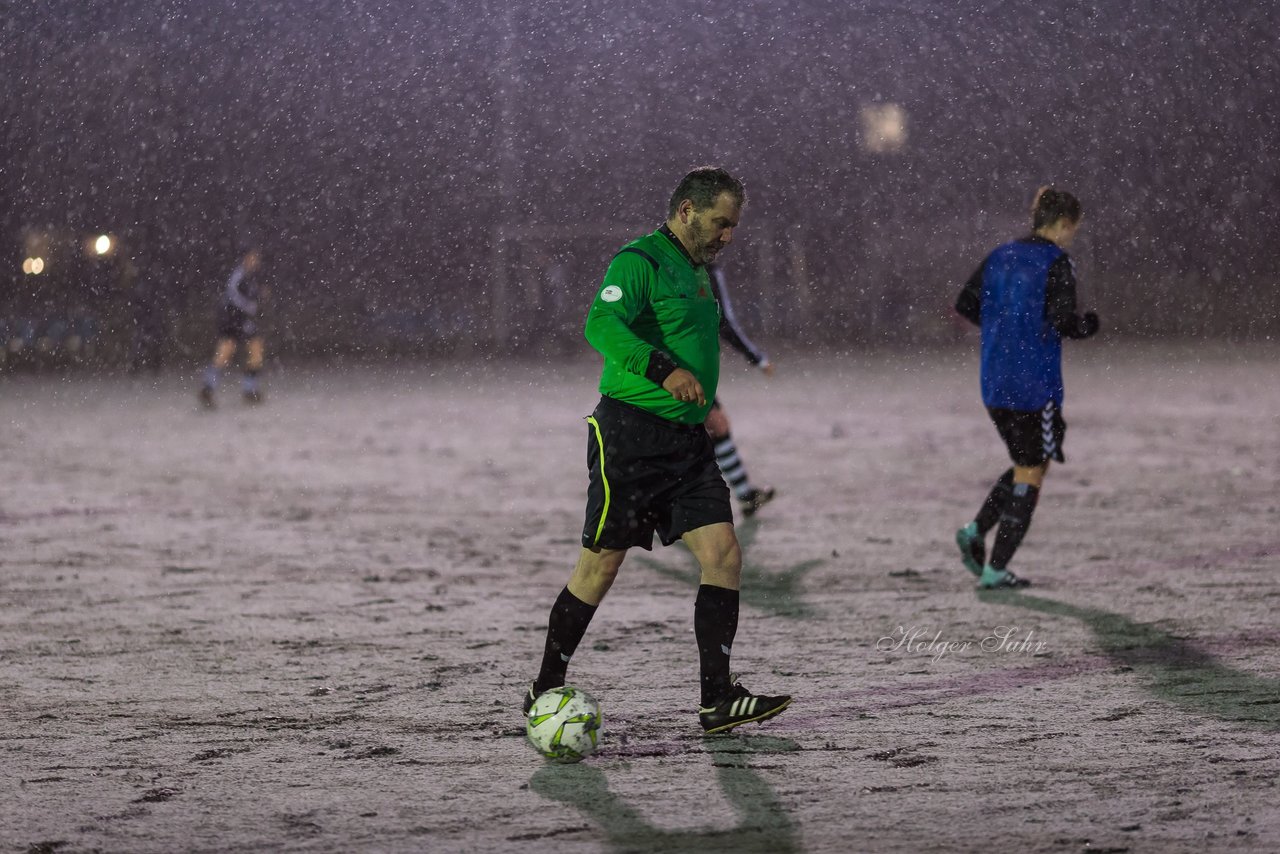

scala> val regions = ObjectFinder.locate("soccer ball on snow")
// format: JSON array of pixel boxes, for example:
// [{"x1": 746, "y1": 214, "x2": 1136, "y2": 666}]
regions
[{"x1": 526, "y1": 685, "x2": 602, "y2": 763}]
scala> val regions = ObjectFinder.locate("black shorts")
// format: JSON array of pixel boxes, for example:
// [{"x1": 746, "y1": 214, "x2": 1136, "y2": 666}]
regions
[
  {"x1": 988, "y1": 403, "x2": 1066, "y2": 467},
  {"x1": 217, "y1": 306, "x2": 259, "y2": 342},
  {"x1": 582, "y1": 396, "x2": 732, "y2": 551}
]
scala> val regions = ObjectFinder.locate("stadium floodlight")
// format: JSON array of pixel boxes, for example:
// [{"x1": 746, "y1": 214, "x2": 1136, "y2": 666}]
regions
[
  {"x1": 860, "y1": 103, "x2": 907, "y2": 153},
  {"x1": 23, "y1": 257, "x2": 45, "y2": 274},
  {"x1": 94, "y1": 234, "x2": 112, "y2": 255}
]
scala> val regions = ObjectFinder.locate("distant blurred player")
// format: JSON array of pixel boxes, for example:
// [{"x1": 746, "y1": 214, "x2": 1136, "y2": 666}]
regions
[
  {"x1": 705, "y1": 263, "x2": 776, "y2": 517},
  {"x1": 953, "y1": 187, "x2": 1100, "y2": 588},
  {"x1": 199, "y1": 248, "x2": 265, "y2": 407}
]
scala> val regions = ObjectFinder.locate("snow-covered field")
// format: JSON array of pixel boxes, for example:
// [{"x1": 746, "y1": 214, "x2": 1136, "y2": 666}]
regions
[{"x1": 3, "y1": 340, "x2": 1278, "y2": 853}]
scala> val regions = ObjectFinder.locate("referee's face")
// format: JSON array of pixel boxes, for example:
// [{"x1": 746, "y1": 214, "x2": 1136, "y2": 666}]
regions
[{"x1": 687, "y1": 193, "x2": 742, "y2": 264}]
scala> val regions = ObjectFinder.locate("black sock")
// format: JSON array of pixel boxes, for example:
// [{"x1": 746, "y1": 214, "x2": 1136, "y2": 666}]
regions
[
  {"x1": 975, "y1": 468, "x2": 1014, "y2": 535},
  {"x1": 989, "y1": 482, "x2": 1040, "y2": 570},
  {"x1": 533, "y1": 587, "x2": 597, "y2": 694},
  {"x1": 695, "y1": 584, "x2": 739, "y2": 707}
]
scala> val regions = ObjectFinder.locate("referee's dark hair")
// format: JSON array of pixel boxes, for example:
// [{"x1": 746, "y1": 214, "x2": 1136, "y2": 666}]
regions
[
  {"x1": 1032, "y1": 187, "x2": 1082, "y2": 230},
  {"x1": 668, "y1": 167, "x2": 746, "y2": 217}
]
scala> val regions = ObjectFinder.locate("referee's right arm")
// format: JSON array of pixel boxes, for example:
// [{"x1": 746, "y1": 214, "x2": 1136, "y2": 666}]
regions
[{"x1": 584, "y1": 252, "x2": 676, "y2": 385}]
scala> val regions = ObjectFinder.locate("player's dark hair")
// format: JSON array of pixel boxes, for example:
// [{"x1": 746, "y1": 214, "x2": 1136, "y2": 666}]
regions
[
  {"x1": 1032, "y1": 187, "x2": 1082, "y2": 230},
  {"x1": 668, "y1": 167, "x2": 746, "y2": 217}
]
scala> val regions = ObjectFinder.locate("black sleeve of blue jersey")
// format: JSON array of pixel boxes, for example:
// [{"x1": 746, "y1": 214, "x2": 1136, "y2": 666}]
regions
[
  {"x1": 955, "y1": 264, "x2": 983, "y2": 325},
  {"x1": 1046, "y1": 255, "x2": 1099, "y2": 339}
]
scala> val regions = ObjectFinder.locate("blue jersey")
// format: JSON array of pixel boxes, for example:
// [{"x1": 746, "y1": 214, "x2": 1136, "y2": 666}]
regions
[{"x1": 976, "y1": 238, "x2": 1066, "y2": 410}]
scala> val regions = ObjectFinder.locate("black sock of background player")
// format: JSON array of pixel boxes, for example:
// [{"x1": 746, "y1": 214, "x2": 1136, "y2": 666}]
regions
[
  {"x1": 975, "y1": 468, "x2": 1014, "y2": 535},
  {"x1": 695, "y1": 584, "x2": 739, "y2": 707},
  {"x1": 990, "y1": 482, "x2": 1040, "y2": 570},
  {"x1": 533, "y1": 587, "x2": 597, "y2": 695}
]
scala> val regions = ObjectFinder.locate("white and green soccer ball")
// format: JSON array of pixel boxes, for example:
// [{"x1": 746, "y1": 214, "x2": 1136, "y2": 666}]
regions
[{"x1": 525, "y1": 685, "x2": 603, "y2": 763}]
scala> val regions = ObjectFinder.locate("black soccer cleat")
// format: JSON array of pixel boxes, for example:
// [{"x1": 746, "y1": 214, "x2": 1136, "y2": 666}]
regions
[
  {"x1": 522, "y1": 684, "x2": 539, "y2": 716},
  {"x1": 740, "y1": 487, "x2": 776, "y2": 518},
  {"x1": 699, "y1": 683, "x2": 791, "y2": 734},
  {"x1": 242, "y1": 389, "x2": 264, "y2": 405}
]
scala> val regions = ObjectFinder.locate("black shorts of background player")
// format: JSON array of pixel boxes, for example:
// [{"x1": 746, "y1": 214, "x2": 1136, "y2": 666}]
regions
[
  {"x1": 705, "y1": 263, "x2": 775, "y2": 517},
  {"x1": 953, "y1": 187, "x2": 1100, "y2": 588},
  {"x1": 199, "y1": 249, "x2": 265, "y2": 407}
]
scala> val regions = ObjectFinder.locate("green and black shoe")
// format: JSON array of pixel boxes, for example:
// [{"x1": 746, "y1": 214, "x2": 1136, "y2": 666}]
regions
[
  {"x1": 955, "y1": 522, "x2": 985, "y2": 577},
  {"x1": 978, "y1": 565, "x2": 1031, "y2": 589}
]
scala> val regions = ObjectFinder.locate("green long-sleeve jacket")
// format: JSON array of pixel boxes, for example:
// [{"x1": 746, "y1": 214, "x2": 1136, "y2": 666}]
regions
[{"x1": 584, "y1": 225, "x2": 721, "y2": 425}]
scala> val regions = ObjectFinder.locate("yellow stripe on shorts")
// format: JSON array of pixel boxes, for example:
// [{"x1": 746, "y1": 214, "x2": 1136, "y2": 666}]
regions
[{"x1": 586, "y1": 416, "x2": 611, "y2": 547}]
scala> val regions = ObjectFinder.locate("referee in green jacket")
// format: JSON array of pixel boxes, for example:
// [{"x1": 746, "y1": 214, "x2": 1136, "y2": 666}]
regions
[{"x1": 522, "y1": 167, "x2": 791, "y2": 735}]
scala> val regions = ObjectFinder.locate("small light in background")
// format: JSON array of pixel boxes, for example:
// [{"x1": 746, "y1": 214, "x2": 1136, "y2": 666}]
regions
[
  {"x1": 860, "y1": 103, "x2": 907, "y2": 153},
  {"x1": 23, "y1": 257, "x2": 45, "y2": 274},
  {"x1": 94, "y1": 234, "x2": 112, "y2": 255}
]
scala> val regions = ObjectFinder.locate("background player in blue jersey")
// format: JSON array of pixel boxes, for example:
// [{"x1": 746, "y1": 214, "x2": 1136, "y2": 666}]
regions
[
  {"x1": 705, "y1": 263, "x2": 776, "y2": 517},
  {"x1": 199, "y1": 248, "x2": 265, "y2": 407},
  {"x1": 953, "y1": 188, "x2": 1100, "y2": 588}
]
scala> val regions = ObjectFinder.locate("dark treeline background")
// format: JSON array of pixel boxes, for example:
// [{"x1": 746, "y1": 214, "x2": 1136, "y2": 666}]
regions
[{"x1": 2, "y1": 0, "x2": 1277, "y2": 363}]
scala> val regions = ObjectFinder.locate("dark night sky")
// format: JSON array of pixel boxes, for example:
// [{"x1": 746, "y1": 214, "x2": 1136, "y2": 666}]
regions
[{"x1": 3, "y1": 0, "x2": 1278, "y2": 350}]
